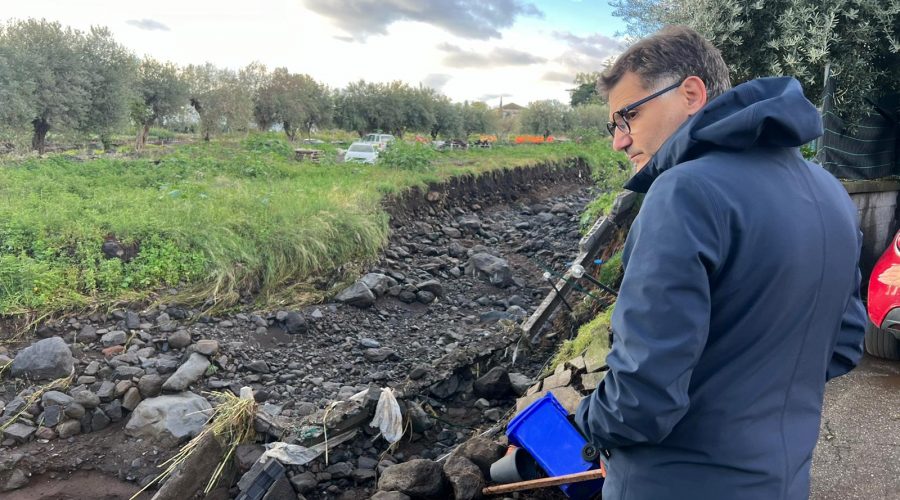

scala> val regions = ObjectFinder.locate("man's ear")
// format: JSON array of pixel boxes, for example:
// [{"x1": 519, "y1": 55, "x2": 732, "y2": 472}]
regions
[{"x1": 681, "y1": 76, "x2": 708, "y2": 114}]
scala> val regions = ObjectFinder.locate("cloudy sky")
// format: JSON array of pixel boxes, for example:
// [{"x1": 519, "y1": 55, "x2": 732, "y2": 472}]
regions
[{"x1": 2, "y1": 0, "x2": 626, "y2": 106}]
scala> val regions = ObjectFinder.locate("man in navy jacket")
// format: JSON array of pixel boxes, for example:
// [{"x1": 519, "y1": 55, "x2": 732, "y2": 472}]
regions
[{"x1": 574, "y1": 26, "x2": 866, "y2": 499}]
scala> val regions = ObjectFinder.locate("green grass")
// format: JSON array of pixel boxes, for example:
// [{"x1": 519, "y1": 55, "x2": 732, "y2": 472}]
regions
[
  {"x1": 551, "y1": 304, "x2": 615, "y2": 371},
  {"x1": 0, "y1": 133, "x2": 626, "y2": 318}
]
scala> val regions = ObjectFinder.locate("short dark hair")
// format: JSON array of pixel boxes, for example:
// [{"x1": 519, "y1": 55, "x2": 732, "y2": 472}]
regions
[{"x1": 599, "y1": 25, "x2": 731, "y2": 101}]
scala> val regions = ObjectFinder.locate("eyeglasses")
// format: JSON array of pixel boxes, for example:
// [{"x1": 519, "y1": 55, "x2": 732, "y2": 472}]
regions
[{"x1": 606, "y1": 78, "x2": 686, "y2": 137}]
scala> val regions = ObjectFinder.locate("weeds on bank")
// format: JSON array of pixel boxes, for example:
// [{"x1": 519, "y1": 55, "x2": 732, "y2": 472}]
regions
[{"x1": 0, "y1": 133, "x2": 627, "y2": 319}]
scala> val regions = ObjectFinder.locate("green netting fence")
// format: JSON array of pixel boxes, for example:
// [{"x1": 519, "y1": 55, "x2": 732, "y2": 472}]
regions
[{"x1": 816, "y1": 77, "x2": 900, "y2": 180}]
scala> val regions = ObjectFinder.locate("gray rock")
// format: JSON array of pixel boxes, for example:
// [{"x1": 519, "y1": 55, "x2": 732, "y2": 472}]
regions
[
  {"x1": 443, "y1": 455, "x2": 484, "y2": 500},
  {"x1": 10, "y1": 337, "x2": 74, "y2": 381},
  {"x1": 364, "y1": 348, "x2": 397, "y2": 363},
  {"x1": 96, "y1": 381, "x2": 116, "y2": 401},
  {"x1": 506, "y1": 305, "x2": 527, "y2": 321},
  {"x1": 161, "y1": 353, "x2": 210, "y2": 391},
  {"x1": 378, "y1": 459, "x2": 446, "y2": 497},
  {"x1": 138, "y1": 374, "x2": 164, "y2": 398},
  {"x1": 335, "y1": 282, "x2": 376, "y2": 308},
  {"x1": 73, "y1": 390, "x2": 100, "y2": 409},
  {"x1": 325, "y1": 461, "x2": 353, "y2": 479},
  {"x1": 57, "y1": 419, "x2": 81, "y2": 438},
  {"x1": 2, "y1": 468, "x2": 29, "y2": 492},
  {"x1": 352, "y1": 468, "x2": 378, "y2": 482},
  {"x1": 448, "y1": 241, "x2": 467, "y2": 258},
  {"x1": 289, "y1": 471, "x2": 318, "y2": 493},
  {"x1": 236, "y1": 444, "x2": 264, "y2": 472},
  {"x1": 430, "y1": 374, "x2": 460, "y2": 399},
  {"x1": 102, "y1": 399, "x2": 123, "y2": 422},
  {"x1": 156, "y1": 356, "x2": 180, "y2": 374},
  {"x1": 193, "y1": 339, "x2": 219, "y2": 356},
  {"x1": 124, "y1": 392, "x2": 212, "y2": 446},
  {"x1": 359, "y1": 338, "x2": 380, "y2": 348},
  {"x1": 34, "y1": 426, "x2": 56, "y2": 440},
  {"x1": 41, "y1": 391, "x2": 73, "y2": 407},
  {"x1": 101, "y1": 330, "x2": 127, "y2": 347},
  {"x1": 248, "y1": 360, "x2": 270, "y2": 373},
  {"x1": 416, "y1": 291, "x2": 436, "y2": 304},
  {"x1": 283, "y1": 312, "x2": 307, "y2": 335},
  {"x1": 473, "y1": 367, "x2": 512, "y2": 399},
  {"x1": 416, "y1": 279, "x2": 444, "y2": 297},
  {"x1": 459, "y1": 215, "x2": 482, "y2": 230},
  {"x1": 370, "y1": 492, "x2": 411, "y2": 500},
  {"x1": 38, "y1": 405, "x2": 63, "y2": 427},
  {"x1": 78, "y1": 325, "x2": 98, "y2": 342},
  {"x1": 122, "y1": 387, "x2": 142, "y2": 411},
  {"x1": 114, "y1": 365, "x2": 145, "y2": 380},
  {"x1": 542, "y1": 369, "x2": 572, "y2": 390},
  {"x1": 508, "y1": 373, "x2": 532, "y2": 396},
  {"x1": 451, "y1": 437, "x2": 505, "y2": 477},
  {"x1": 2, "y1": 423, "x2": 35, "y2": 443},
  {"x1": 466, "y1": 253, "x2": 513, "y2": 287},
  {"x1": 2, "y1": 397, "x2": 26, "y2": 417},
  {"x1": 64, "y1": 402, "x2": 85, "y2": 419},
  {"x1": 167, "y1": 330, "x2": 192, "y2": 349},
  {"x1": 360, "y1": 273, "x2": 397, "y2": 296},
  {"x1": 91, "y1": 408, "x2": 111, "y2": 431},
  {"x1": 126, "y1": 311, "x2": 141, "y2": 330},
  {"x1": 406, "y1": 402, "x2": 434, "y2": 433}
]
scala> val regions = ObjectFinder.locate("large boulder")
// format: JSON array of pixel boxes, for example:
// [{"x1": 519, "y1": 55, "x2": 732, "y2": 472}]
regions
[
  {"x1": 161, "y1": 353, "x2": 210, "y2": 392},
  {"x1": 378, "y1": 459, "x2": 447, "y2": 498},
  {"x1": 335, "y1": 282, "x2": 376, "y2": 308},
  {"x1": 466, "y1": 253, "x2": 513, "y2": 288},
  {"x1": 473, "y1": 367, "x2": 512, "y2": 399},
  {"x1": 124, "y1": 392, "x2": 212, "y2": 446},
  {"x1": 451, "y1": 437, "x2": 505, "y2": 477},
  {"x1": 10, "y1": 337, "x2": 74, "y2": 381},
  {"x1": 443, "y1": 455, "x2": 484, "y2": 500},
  {"x1": 360, "y1": 273, "x2": 397, "y2": 297}
]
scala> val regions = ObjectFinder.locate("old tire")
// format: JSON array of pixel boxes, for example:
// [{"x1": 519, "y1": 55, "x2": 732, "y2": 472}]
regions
[{"x1": 864, "y1": 322, "x2": 900, "y2": 360}]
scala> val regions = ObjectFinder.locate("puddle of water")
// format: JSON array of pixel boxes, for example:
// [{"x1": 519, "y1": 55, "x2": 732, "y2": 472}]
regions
[{"x1": 247, "y1": 325, "x2": 298, "y2": 349}]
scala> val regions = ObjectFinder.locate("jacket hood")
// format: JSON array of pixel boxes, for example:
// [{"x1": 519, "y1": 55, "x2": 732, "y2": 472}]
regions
[{"x1": 624, "y1": 77, "x2": 823, "y2": 193}]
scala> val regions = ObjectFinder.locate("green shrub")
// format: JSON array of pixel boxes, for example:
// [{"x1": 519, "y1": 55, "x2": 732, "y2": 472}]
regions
[
  {"x1": 243, "y1": 133, "x2": 294, "y2": 159},
  {"x1": 377, "y1": 141, "x2": 437, "y2": 172}
]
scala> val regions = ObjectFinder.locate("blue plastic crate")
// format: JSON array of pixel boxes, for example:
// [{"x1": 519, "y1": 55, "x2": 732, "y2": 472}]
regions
[{"x1": 506, "y1": 392, "x2": 604, "y2": 499}]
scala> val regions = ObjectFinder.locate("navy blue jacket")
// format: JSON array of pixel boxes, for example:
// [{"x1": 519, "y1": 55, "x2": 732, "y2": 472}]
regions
[{"x1": 575, "y1": 77, "x2": 866, "y2": 500}]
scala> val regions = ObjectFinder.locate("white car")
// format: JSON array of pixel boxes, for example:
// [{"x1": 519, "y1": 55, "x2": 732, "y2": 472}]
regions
[
  {"x1": 344, "y1": 142, "x2": 378, "y2": 164},
  {"x1": 361, "y1": 133, "x2": 395, "y2": 150}
]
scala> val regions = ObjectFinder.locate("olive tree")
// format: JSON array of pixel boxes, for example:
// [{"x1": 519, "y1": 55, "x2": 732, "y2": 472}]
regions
[
  {"x1": 257, "y1": 68, "x2": 332, "y2": 141},
  {"x1": 610, "y1": 0, "x2": 900, "y2": 123},
  {"x1": 80, "y1": 27, "x2": 137, "y2": 149},
  {"x1": 520, "y1": 100, "x2": 568, "y2": 138},
  {"x1": 132, "y1": 58, "x2": 188, "y2": 150}
]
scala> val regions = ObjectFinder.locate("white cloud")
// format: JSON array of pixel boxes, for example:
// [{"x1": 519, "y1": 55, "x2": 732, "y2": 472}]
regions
[{"x1": 1, "y1": 0, "x2": 620, "y2": 106}]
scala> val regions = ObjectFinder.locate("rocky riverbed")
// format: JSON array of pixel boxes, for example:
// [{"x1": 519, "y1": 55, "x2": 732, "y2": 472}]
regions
[{"x1": 0, "y1": 161, "x2": 602, "y2": 499}]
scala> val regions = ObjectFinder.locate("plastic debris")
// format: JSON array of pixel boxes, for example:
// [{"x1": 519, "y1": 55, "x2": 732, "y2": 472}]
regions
[{"x1": 370, "y1": 387, "x2": 403, "y2": 443}]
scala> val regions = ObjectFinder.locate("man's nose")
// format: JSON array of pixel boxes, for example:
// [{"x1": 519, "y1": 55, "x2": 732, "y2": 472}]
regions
[{"x1": 612, "y1": 128, "x2": 632, "y2": 152}]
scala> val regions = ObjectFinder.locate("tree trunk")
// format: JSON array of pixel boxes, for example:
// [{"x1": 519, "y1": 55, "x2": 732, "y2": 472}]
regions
[
  {"x1": 31, "y1": 118, "x2": 50, "y2": 154},
  {"x1": 283, "y1": 122, "x2": 296, "y2": 142},
  {"x1": 135, "y1": 123, "x2": 151, "y2": 151},
  {"x1": 100, "y1": 133, "x2": 113, "y2": 152}
]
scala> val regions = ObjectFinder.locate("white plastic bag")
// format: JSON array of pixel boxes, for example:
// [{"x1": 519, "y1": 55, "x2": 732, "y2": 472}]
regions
[{"x1": 370, "y1": 387, "x2": 404, "y2": 444}]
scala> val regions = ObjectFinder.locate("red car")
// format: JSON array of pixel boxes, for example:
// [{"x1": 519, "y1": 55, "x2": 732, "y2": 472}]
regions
[{"x1": 866, "y1": 229, "x2": 900, "y2": 360}]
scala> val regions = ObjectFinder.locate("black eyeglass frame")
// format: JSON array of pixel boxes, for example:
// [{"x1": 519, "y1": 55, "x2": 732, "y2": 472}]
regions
[{"x1": 606, "y1": 78, "x2": 686, "y2": 137}]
